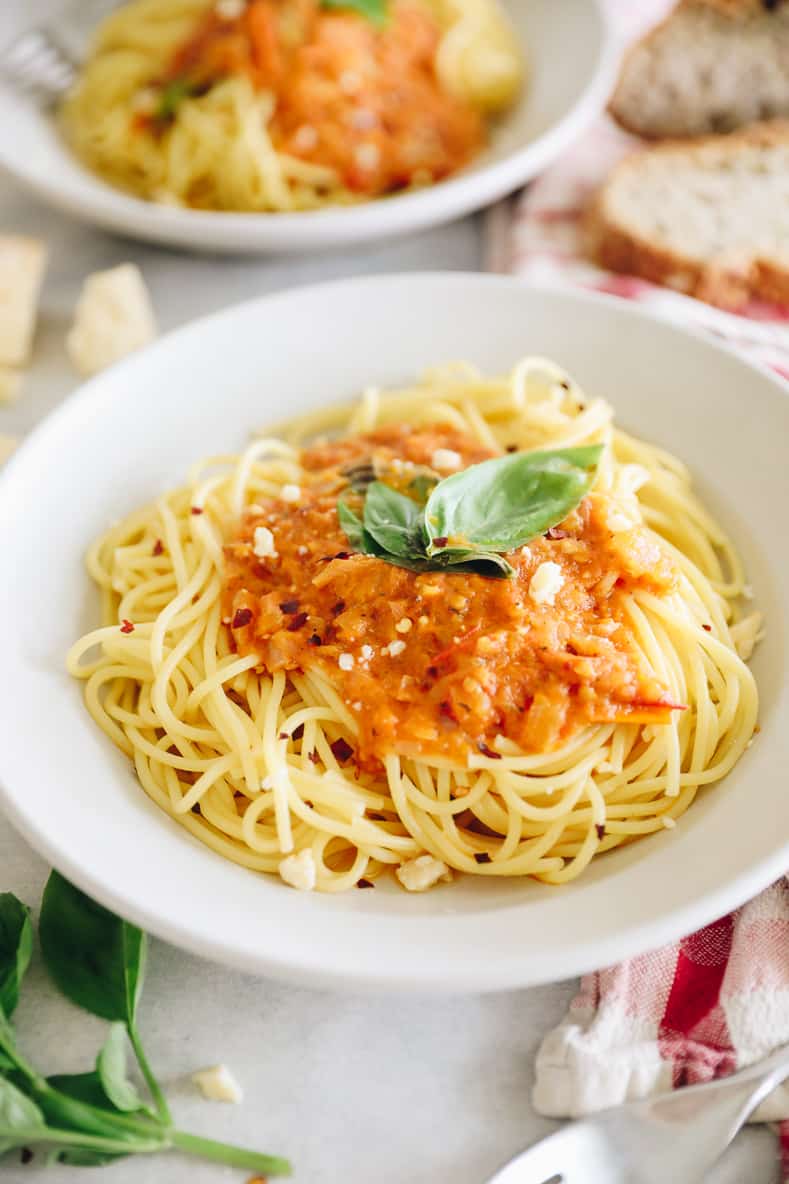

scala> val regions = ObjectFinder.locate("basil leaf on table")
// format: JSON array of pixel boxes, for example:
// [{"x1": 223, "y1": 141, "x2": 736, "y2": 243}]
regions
[
  {"x1": 0, "y1": 1077, "x2": 46, "y2": 1152},
  {"x1": 96, "y1": 1024, "x2": 147, "y2": 1113},
  {"x1": 39, "y1": 871, "x2": 169, "y2": 1124},
  {"x1": 424, "y1": 445, "x2": 604, "y2": 555},
  {"x1": 0, "y1": 894, "x2": 32, "y2": 1018}
]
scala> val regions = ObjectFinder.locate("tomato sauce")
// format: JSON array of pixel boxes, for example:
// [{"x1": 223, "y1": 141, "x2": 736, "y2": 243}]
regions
[
  {"x1": 159, "y1": 0, "x2": 485, "y2": 194},
  {"x1": 222, "y1": 425, "x2": 679, "y2": 768}
]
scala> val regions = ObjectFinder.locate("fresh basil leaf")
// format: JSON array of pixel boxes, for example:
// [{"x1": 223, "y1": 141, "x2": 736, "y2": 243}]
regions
[
  {"x1": 0, "y1": 1050, "x2": 13, "y2": 1072},
  {"x1": 337, "y1": 493, "x2": 366, "y2": 551},
  {"x1": 363, "y1": 481, "x2": 426, "y2": 559},
  {"x1": 39, "y1": 872, "x2": 145, "y2": 1028},
  {"x1": 37, "y1": 1081, "x2": 148, "y2": 1144},
  {"x1": 321, "y1": 0, "x2": 387, "y2": 25},
  {"x1": 0, "y1": 1077, "x2": 46, "y2": 1150},
  {"x1": 0, "y1": 896, "x2": 32, "y2": 1021},
  {"x1": 425, "y1": 445, "x2": 603, "y2": 555},
  {"x1": 96, "y1": 1025, "x2": 145, "y2": 1114},
  {"x1": 47, "y1": 1072, "x2": 118, "y2": 1113},
  {"x1": 155, "y1": 78, "x2": 198, "y2": 123},
  {"x1": 431, "y1": 549, "x2": 514, "y2": 578}
]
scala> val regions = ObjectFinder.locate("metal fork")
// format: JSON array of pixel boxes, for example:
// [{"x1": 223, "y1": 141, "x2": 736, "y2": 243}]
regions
[
  {"x1": 486, "y1": 1044, "x2": 789, "y2": 1184},
  {"x1": 0, "y1": 0, "x2": 117, "y2": 105}
]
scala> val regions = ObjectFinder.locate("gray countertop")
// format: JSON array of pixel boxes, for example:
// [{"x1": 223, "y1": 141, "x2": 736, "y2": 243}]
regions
[{"x1": 0, "y1": 2, "x2": 779, "y2": 1178}]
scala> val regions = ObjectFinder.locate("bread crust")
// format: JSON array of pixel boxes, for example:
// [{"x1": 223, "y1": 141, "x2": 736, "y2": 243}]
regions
[
  {"x1": 609, "y1": 0, "x2": 789, "y2": 139},
  {"x1": 587, "y1": 121, "x2": 789, "y2": 309}
]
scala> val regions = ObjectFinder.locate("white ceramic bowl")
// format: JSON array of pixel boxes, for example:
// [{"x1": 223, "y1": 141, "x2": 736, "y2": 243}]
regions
[
  {"x1": 1, "y1": 274, "x2": 786, "y2": 993},
  {"x1": 0, "y1": 0, "x2": 615, "y2": 254}
]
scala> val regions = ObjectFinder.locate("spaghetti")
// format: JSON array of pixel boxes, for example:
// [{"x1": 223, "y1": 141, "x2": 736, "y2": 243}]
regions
[
  {"x1": 60, "y1": 0, "x2": 524, "y2": 211},
  {"x1": 68, "y1": 360, "x2": 761, "y2": 893}
]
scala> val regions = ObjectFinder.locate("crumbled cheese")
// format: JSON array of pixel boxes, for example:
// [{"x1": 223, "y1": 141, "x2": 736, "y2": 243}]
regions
[
  {"x1": 606, "y1": 506, "x2": 638, "y2": 533},
  {"x1": 662, "y1": 816, "x2": 676, "y2": 830},
  {"x1": 418, "y1": 615, "x2": 429, "y2": 626},
  {"x1": 338, "y1": 652, "x2": 355, "y2": 671},
  {"x1": 730, "y1": 611, "x2": 765, "y2": 661},
  {"x1": 354, "y1": 142, "x2": 380, "y2": 171},
  {"x1": 0, "y1": 367, "x2": 23, "y2": 405},
  {"x1": 279, "y1": 848, "x2": 316, "y2": 891},
  {"x1": 353, "y1": 701, "x2": 362, "y2": 710},
  {"x1": 0, "y1": 433, "x2": 19, "y2": 464},
  {"x1": 131, "y1": 87, "x2": 158, "y2": 116},
  {"x1": 280, "y1": 483, "x2": 301, "y2": 503},
  {"x1": 67, "y1": 264, "x2": 156, "y2": 377},
  {"x1": 292, "y1": 124, "x2": 318, "y2": 152},
  {"x1": 360, "y1": 644, "x2": 374, "y2": 660},
  {"x1": 0, "y1": 237, "x2": 47, "y2": 367},
  {"x1": 387, "y1": 639, "x2": 406, "y2": 657},
  {"x1": 396, "y1": 855, "x2": 450, "y2": 893},
  {"x1": 350, "y1": 108, "x2": 377, "y2": 132},
  {"x1": 253, "y1": 526, "x2": 277, "y2": 559},
  {"x1": 214, "y1": 0, "x2": 245, "y2": 18},
  {"x1": 260, "y1": 775, "x2": 273, "y2": 790},
  {"x1": 191, "y1": 1065, "x2": 243, "y2": 1104},
  {"x1": 431, "y1": 448, "x2": 462, "y2": 473},
  {"x1": 297, "y1": 545, "x2": 309, "y2": 556},
  {"x1": 395, "y1": 618, "x2": 412, "y2": 634},
  {"x1": 528, "y1": 561, "x2": 564, "y2": 606},
  {"x1": 339, "y1": 69, "x2": 362, "y2": 94}
]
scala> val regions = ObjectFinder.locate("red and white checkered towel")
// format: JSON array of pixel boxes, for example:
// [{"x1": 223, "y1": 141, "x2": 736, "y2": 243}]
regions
[{"x1": 485, "y1": 0, "x2": 789, "y2": 1175}]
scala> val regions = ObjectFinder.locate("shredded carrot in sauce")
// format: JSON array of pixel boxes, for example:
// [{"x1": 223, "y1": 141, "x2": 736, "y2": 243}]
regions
[
  {"x1": 156, "y1": 0, "x2": 485, "y2": 194},
  {"x1": 222, "y1": 425, "x2": 680, "y2": 768}
]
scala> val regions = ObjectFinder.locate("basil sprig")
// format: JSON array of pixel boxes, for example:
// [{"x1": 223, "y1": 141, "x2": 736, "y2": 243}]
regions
[
  {"x1": 321, "y1": 0, "x2": 387, "y2": 24},
  {"x1": 0, "y1": 875, "x2": 291, "y2": 1174},
  {"x1": 338, "y1": 445, "x2": 603, "y2": 579}
]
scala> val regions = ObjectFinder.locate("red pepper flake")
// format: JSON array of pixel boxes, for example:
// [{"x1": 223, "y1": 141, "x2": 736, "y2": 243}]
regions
[
  {"x1": 292, "y1": 723, "x2": 304, "y2": 741},
  {"x1": 474, "y1": 852, "x2": 492, "y2": 864},
  {"x1": 279, "y1": 599, "x2": 300, "y2": 614},
  {"x1": 331, "y1": 600, "x2": 346, "y2": 616},
  {"x1": 595, "y1": 824, "x2": 606, "y2": 840},
  {"x1": 226, "y1": 688, "x2": 245, "y2": 708},
  {"x1": 434, "y1": 626, "x2": 483, "y2": 666},
  {"x1": 356, "y1": 878, "x2": 375, "y2": 889},
  {"x1": 320, "y1": 551, "x2": 352, "y2": 562},
  {"x1": 153, "y1": 538, "x2": 164, "y2": 556},
  {"x1": 120, "y1": 619, "x2": 135, "y2": 634},
  {"x1": 330, "y1": 737, "x2": 354, "y2": 764},
  {"x1": 287, "y1": 611, "x2": 309, "y2": 631},
  {"x1": 432, "y1": 536, "x2": 448, "y2": 548},
  {"x1": 191, "y1": 803, "x2": 202, "y2": 816},
  {"x1": 702, "y1": 623, "x2": 712, "y2": 632},
  {"x1": 232, "y1": 607, "x2": 253, "y2": 629},
  {"x1": 307, "y1": 633, "x2": 322, "y2": 646},
  {"x1": 545, "y1": 527, "x2": 568, "y2": 540},
  {"x1": 505, "y1": 444, "x2": 518, "y2": 453},
  {"x1": 191, "y1": 506, "x2": 204, "y2": 516},
  {"x1": 308, "y1": 750, "x2": 320, "y2": 764},
  {"x1": 439, "y1": 700, "x2": 457, "y2": 721},
  {"x1": 477, "y1": 741, "x2": 501, "y2": 760}
]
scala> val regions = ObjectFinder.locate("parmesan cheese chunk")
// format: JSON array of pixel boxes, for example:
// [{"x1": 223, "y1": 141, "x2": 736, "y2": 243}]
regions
[
  {"x1": 67, "y1": 264, "x2": 156, "y2": 377},
  {"x1": 279, "y1": 848, "x2": 316, "y2": 891},
  {"x1": 191, "y1": 1065, "x2": 244, "y2": 1104},
  {"x1": 528, "y1": 560, "x2": 564, "y2": 606},
  {"x1": 0, "y1": 237, "x2": 47, "y2": 367},
  {"x1": 0, "y1": 367, "x2": 23, "y2": 405},
  {"x1": 396, "y1": 854, "x2": 450, "y2": 893}
]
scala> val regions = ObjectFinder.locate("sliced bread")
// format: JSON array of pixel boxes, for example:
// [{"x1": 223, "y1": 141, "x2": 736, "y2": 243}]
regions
[
  {"x1": 610, "y1": 0, "x2": 789, "y2": 139},
  {"x1": 587, "y1": 121, "x2": 789, "y2": 309}
]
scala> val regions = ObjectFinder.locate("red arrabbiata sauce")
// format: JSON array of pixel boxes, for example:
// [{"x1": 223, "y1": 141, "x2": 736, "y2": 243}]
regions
[
  {"x1": 222, "y1": 424, "x2": 678, "y2": 768},
  {"x1": 152, "y1": 0, "x2": 485, "y2": 195}
]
